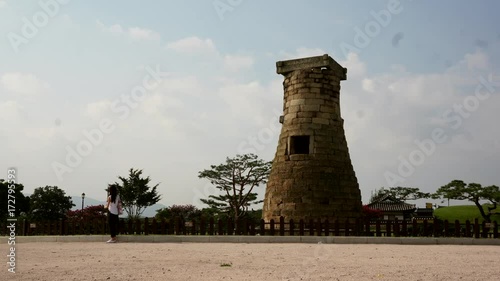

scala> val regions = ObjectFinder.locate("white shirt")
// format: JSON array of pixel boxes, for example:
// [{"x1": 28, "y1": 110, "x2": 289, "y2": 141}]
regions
[{"x1": 108, "y1": 194, "x2": 121, "y2": 215}]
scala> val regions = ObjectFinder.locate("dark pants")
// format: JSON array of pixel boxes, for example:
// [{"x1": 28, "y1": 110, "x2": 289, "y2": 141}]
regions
[{"x1": 108, "y1": 211, "x2": 119, "y2": 238}]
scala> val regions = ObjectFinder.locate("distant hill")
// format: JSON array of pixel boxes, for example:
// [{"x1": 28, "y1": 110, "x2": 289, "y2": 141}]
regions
[
  {"x1": 71, "y1": 196, "x2": 167, "y2": 218},
  {"x1": 433, "y1": 204, "x2": 500, "y2": 223}
]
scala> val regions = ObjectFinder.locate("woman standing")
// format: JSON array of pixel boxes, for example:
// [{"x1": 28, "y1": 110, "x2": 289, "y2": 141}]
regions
[{"x1": 105, "y1": 185, "x2": 121, "y2": 243}]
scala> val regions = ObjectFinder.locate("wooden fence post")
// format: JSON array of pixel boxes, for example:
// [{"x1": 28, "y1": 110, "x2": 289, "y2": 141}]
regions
[
  {"x1": 365, "y1": 219, "x2": 371, "y2": 236},
  {"x1": 354, "y1": 218, "x2": 361, "y2": 236},
  {"x1": 209, "y1": 217, "x2": 214, "y2": 235},
  {"x1": 227, "y1": 218, "x2": 234, "y2": 235},
  {"x1": 135, "y1": 219, "x2": 142, "y2": 235},
  {"x1": 308, "y1": 219, "x2": 314, "y2": 236},
  {"x1": 259, "y1": 219, "x2": 265, "y2": 236},
  {"x1": 376, "y1": 220, "x2": 381, "y2": 237},
  {"x1": 324, "y1": 220, "x2": 329, "y2": 236},
  {"x1": 454, "y1": 220, "x2": 460, "y2": 237},
  {"x1": 481, "y1": 221, "x2": 488, "y2": 238},
  {"x1": 152, "y1": 218, "x2": 157, "y2": 235},
  {"x1": 279, "y1": 217, "x2": 285, "y2": 236},
  {"x1": 217, "y1": 219, "x2": 224, "y2": 235},
  {"x1": 386, "y1": 220, "x2": 391, "y2": 237},
  {"x1": 270, "y1": 219, "x2": 275, "y2": 236},
  {"x1": 144, "y1": 218, "x2": 149, "y2": 235},
  {"x1": 394, "y1": 218, "x2": 400, "y2": 237},
  {"x1": 474, "y1": 219, "x2": 480, "y2": 238},
  {"x1": 191, "y1": 219, "x2": 197, "y2": 235},
  {"x1": 249, "y1": 219, "x2": 255, "y2": 236},
  {"x1": 334, "y1": 219, "x2": 339, "y2": 237},
  {"x1": 242, "y1": 218, "x2": 248, "y2": 235},
  {"x1": 344, "y1": 219, "x2": 350, "y2": 236},
  {"x1": 299, "y1": 219, "x2": 305, "y2": 236},
  {"x1": 316, "y1": 219, "x2": 322, "y2": 236},
  {"x1": 289, "y1": 219, "x2": 295, "y2": 236},
  {"x1": 465, "y1": 220, "x2": 471, "y2": 237},
  {"x1": 433, "y1": 220, "x2": 440, "y2": 237},
  {"x1": 128, "y1": 219, "x2": 133, "y2": 235},
  {"x1": 200, "y1": 217, "x2": 206, "y2": 235},
  {"x1": 401, "y1": 220, "x2": 407, "y2": 236},
  {"x1": 493, "y1": 221, "x2": 498, "y2": 238},
  {"x1": 444, "y1": 220, "x2": 449, "y2": 237},
  {"x1": 422, "y1": 220, "x2": 428, "y2": 237}
]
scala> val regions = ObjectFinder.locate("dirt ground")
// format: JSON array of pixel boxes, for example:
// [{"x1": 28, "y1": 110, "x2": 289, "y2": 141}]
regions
[{"x1": 3, "y1": 242, "x2": 500, "y2": 281}]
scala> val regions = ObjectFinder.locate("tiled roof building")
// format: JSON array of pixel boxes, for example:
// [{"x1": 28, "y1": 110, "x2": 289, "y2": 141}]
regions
[{"x1": 367, "y1": 194, "x2": 416, "y2": 221}]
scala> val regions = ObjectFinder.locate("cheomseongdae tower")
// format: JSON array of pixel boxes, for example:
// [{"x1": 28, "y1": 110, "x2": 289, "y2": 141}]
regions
[{"x1": 262, "y1": 54, "x2": 362, "y2": 223}]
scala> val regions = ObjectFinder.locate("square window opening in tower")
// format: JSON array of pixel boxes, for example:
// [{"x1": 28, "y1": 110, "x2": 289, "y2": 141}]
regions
[{"x1": 290, "y1": 135, "x2": 310, "y2": 154}]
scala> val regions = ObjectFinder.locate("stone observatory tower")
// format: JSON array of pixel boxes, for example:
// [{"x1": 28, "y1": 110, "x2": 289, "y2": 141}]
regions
[{"x1": 262, "y1": 54, "x2": 362, "y2": 223}]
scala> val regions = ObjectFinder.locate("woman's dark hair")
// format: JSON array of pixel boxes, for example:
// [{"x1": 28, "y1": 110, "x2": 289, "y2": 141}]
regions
[{"x1": 109, "y1": 185, "x2": 118, "y2": 203}]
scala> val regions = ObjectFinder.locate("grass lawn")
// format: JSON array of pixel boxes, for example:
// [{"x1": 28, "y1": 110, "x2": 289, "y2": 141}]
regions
[{"x1": 433, "y1": 204, "x2": 500, "y2": 224}]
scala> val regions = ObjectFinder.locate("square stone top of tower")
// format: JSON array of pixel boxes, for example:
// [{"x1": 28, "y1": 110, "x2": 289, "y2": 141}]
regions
[{"x1": 276, "y1": 54, "x2": 347, "y2": 80}]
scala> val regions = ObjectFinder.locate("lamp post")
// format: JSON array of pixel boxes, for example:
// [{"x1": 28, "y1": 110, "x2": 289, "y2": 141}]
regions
[{"x1": 81, "y1": 193, "x2": 85, "y2": 210}]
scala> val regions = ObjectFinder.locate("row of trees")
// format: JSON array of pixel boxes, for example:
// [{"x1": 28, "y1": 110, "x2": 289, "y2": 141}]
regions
[
  {"x1": 369, "y1": 181, "x2": 500, "y2": 222},
  {"x1": 0, "y1": 169, "x2": 162, "y2": 222},
  {"x1": 1, "y1": 153, "x2": 498, "y2": 224}
]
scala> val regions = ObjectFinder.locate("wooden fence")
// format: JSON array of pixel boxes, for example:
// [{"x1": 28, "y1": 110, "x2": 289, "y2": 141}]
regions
[{"x1": 1, "y1": 217, "x2": 499, "y2": 238}]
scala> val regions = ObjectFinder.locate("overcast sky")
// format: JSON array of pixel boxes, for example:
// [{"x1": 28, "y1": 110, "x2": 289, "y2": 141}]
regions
[{"x1": 1, "y1": 0, "x2": 499, "y2": 208}]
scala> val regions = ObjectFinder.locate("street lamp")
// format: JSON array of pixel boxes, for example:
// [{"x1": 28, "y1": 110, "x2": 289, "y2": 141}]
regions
[{"x1": 81, "y1": 193, "x2": 85, "y2": 210}]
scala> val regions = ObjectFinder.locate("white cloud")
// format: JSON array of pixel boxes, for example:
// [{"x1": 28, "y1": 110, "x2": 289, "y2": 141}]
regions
[
  {"x1": 141, "y1": 94, "x2": 184, "y2": 115},
  {"x1": 128, "y1": 27, "x2": 160, "y2": 41},
  {"x1": 166, "y1": 36, "x2": 217, "y2": 54},
  {"x1": 0, "y1": 100, "x2": 21, "y2": 120},
  {"x1": 0, "y1": 73, "x2": 50, "y2": 96},
  {"x1": 223, "y1": 55, "x2": 254, "y2": 72},
  {"x1": 279, "y1": 47, "x2": 326, "y2": 60},
  {"x1": 339, "y1": 49, "x2": 500, "y2": 201},
  {"x1": 85, "y1": 100, "x2": 111, "y2": 121},
  {"x1": 340, "y1": 53, "x2": 366, "y2": 78},
  {"x1": 464, "y1": 51, "x2": 489, "y2": 70},
  {"x1": 154, "y1": 76, "x2": 203, "y2": 97},
  {"x1": 24, "y1": 127, "x2": 57, "y2": 142},
  {"x1": 0, "y1": 1, "x2": 6, "y2": 8},
  {"x1": 96, "y1": 20, "x2": 160, "y2": 40},
  {"x1": 362, "y1": 78, "x2": 376, "y2": 93},
  {"x1": 96, "y1": 20, "x2": 123, "y2": 34}
]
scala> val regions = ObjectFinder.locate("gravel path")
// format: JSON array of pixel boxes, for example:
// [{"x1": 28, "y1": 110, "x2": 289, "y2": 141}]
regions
[{"x1": 4, "y1": 242, "x2": 500, "y2": 281}]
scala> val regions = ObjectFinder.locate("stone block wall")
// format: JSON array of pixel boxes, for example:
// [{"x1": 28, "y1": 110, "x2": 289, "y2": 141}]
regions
[{"x1": 262, "y1": 55, "x2": 362, "y2": 223}]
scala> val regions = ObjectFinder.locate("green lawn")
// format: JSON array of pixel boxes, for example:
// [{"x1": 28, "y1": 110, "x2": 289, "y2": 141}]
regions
[{"x1": 433, "y1": 204, "x2": 500, "y2": 224}]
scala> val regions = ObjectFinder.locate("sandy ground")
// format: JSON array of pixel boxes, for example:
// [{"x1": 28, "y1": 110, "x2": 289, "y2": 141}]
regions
[{"x1": 3, "y1": 242, "x2": 500, "y2": 281}]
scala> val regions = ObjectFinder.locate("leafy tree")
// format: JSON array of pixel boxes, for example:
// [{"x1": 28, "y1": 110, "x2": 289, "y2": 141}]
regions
[
  {"x1": 66, "y1": 205, "x2": 107, "y2": 221},
  {"x1": 155, "y1": 204, "x2": 201, "y2": 222},
  {"x1": 0, "y1": 179, "x2": 30, "y2": 220},
  {"x1": 29, "y1": 186, "x2": 74, "y2": 221},
  {"x1": 433, "y1": 180, "x2": 500, "y2": 223},
  {"x1": 111, "y1": 168, "x2": 161, "y2": 220},
  {"x1": 198, "y1": 154, "x2": 271, "y2": 222},
  {"x1": 370, "y1": 186, "x2": 430, "y2": 203},
  {"x1": 362, "y1": 205, "x2": 383, "y2": 221}
]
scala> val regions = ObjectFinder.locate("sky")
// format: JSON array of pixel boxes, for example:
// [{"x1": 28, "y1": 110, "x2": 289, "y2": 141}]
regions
[{"x1": 1, "y1": 0, "x2": 499, "y2": 209}]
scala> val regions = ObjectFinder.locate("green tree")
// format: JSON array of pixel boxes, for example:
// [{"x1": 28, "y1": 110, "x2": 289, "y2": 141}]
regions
[
  {"x1": 0, "y1": 179, "x2": 30, "y2": 220},
  {"x1": 433, "y1": 180, "x2": 500, "y2": 223},
  {"x1": 111, "y1": 168, "x2": 161, "y2": 220},
  {"x1": 370, "y1": 186, "x2": 430, "y2": 203},
  {"x1": 198, "y1": 154, "x2": 271, "y2": 222},
  {"x1": 29, "y1": 186, "x2": 74, "y2": 221}
]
